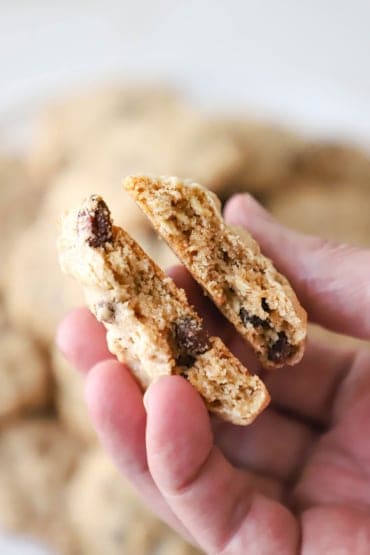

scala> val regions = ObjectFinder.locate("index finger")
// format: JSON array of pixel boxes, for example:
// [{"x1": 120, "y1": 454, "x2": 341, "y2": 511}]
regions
[{"x1": 56, "y1": 307, "x2": 114, "y2": 372}]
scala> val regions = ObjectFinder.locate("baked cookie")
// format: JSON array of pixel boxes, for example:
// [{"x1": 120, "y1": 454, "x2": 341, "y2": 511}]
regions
[
  {"x1": 73, "y1": 113, "x2": 246, "y2": 196},
  {"x1": 27, "y1": 84, "x2": 191, "y2": 185},
  {"x1": 5, "y1": 218, "x2": 83, "y2": 345},
  {"x1": 28, "y1": 80, "x2": 244, "y2": 199},
  {"x1": 58, "y1": 195, "x2": 269, "y2": 425},
  {"x1": 268, "y1": 180, "x2": 370, "y2": 248},
  {"x1": 222, "y1": 119, "x2": 306, "y2": 194},
  {"x1": 67, "y1": 449, "x2": 201, "y2": 555},
  {"x1": 0, "y1": 329, "x2": 51, "y2": 422},
  {"x1": 0, "y1": 302, "x2": 6, "y2": 329},
  {"x1": 52, "y1": 347, "x2": 97, "y2": 444},
  {"x1": 0, "y1": 156, "x2": 40, "y2": 287},
  {"x1": 124, "y1": 175, "x2": 307, "y2": 368},
  {"x1": 292, "y1": 142, "x2": 370, "y2": 184},
  {"x1": 0, "y1": 419, "x2": 81, "y2": 554}
]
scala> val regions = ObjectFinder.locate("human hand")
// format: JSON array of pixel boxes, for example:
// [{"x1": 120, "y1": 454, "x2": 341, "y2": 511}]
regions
[{"x1": 57, "y1": 194, "x2": 370, "y2": 554}]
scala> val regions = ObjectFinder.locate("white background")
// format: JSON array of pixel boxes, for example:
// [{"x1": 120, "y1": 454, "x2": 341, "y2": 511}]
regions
[
  {"x1": 1, "y1": 1, "x2": 370, "y2": 147},
  {"x1": 1, "y1": 1, "x2": 369, "y2": 553}
]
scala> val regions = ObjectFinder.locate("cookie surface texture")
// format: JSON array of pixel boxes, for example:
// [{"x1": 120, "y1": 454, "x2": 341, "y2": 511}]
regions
[
  {"x1": 58, "y1": 195, "x2": 269, "y2": 425},
  {"x1": 124, "y1": 175, "x2": 307, "y2": 368}
]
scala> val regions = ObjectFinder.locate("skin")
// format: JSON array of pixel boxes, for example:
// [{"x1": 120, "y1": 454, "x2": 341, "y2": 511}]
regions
[{"x1": 57, "y1": 194, "x2": 370, "y2": 554}]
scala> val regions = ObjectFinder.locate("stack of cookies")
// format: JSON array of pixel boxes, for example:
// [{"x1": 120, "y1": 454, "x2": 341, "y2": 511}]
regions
[{"x1": 0, "y1": 83, "x2": 369, "y2": 554}]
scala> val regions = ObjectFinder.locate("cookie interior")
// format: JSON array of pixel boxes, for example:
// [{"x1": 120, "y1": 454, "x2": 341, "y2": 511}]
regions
[{"x1": 124, "y1": 175, "x2": 307, "y2": 368}]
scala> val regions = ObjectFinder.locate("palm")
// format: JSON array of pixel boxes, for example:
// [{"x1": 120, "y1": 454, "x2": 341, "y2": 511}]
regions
[
  {"x1": 213, "y1": 346, "x2": 370, "y2": 548},
  {"x1": 174, "y1": 267, "x2": 370, "y2": 552}
]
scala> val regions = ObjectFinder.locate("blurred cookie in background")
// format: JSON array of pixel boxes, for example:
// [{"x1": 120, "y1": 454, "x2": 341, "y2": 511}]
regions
[
  {"x1": 72, "y1": 113, "x2": 247, "y2": 195},
  {"x1": 292, "y1": 142, "x2": 370, "y2": 185},
  {"x1": 308, "y1": 323, "x2": 370, "y2": 351},
  {"x1": 52, "y1": 348, "x2": 97, "y2": 445},
  {"x1": 268, "y1": 180, "x2": 370, "y2": 247},
  {"x1": 0, "y1": 156, "x2": 40, "y2": 287},
  {"x1": 154, "y1": 118, "x2": 246, "y2": 195},
  {"x1": 0, "y1": 302, "x2": 6, "y2": 329},
  {"x1": 67, "y1": 449, "x2": 200, "y2": 555},
  {"x1": 0, "y1": 419, "x2": 81, "y2": 554},
  {"x1": 220, "y1": 119, "x2": 306, "y2": 198},
  {"x1": 26, "y1": 84, "x2": 193, "y2": 186},
  {"x1": 4, "y1": 218, "x2": 83, "y2": 346},
  {"x1": 27, "y1": 83, "x2": 254, "y2": 200},
  {"x1": 0, "y1": 329, "x2": 51, "y2": 423}
]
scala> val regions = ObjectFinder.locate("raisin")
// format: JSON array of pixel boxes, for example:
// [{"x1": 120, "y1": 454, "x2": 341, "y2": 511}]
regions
[
  {"x1": 172, "y1": 316, "x2": 210, "y2": 368},
  {"x1": 261, "y1": 298, "x2": 271, "y2": 313},
  {"x1": 173, "y1": 316, "x2": 210, "y2": 355},
  {"x1": 220, "y1": 249, "x2": 231, "y2": 263},
  {"x1": 239, "y1": 307, "x2": 270, "y2": 330},
  {"x1": 78, "y1": 196, "x2": 113, "y2": 248},
  {"x1": 177, "y1": 355, "x2": 196, "y2": 369},
  {"x1": 268, "y1": 331, "x2": 296, "y2": 363}
]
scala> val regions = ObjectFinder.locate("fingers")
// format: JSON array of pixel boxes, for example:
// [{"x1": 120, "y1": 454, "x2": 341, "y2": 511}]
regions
[
  {"x1": 301, "y1": 505, "x2": 370, "y2": 555},
  {"x1": 58, "y1": 308, "x2": 192, "y2": 539},
  {"x1": 145, "y1": 376, "x2": 299, "y2": 554},
  {"x1": 264, "y1": 337, "x2": 355, "y2": 426},
  {"x1": 84, "y1": 360, "x2": 192, "y2": 540},
  {"x1": 85, "y1": 361, "x2": 147, "y2": 477},
  {"x1": 214, "y1": 407, "x2": 315, "y2": 483},
  {"x1": 56, "y1": 307, "x2": 114, "y2": 373},
  {"x1": 224, "y1": 194, "x2": 370, "y2": 340}
]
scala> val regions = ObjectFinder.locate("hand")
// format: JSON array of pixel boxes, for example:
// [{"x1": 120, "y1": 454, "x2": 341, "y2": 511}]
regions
[{"x1": 57, "y1": 194, "x2": 370, "y2": 554}]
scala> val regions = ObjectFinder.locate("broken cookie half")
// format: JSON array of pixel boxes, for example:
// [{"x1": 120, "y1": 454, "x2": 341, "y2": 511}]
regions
[
  {"x1": 124, "y1": 175, "x2": 307, "y2": 368},
  {"x1": 58, "y1": 195, "x2": 269, "y2": 425}
]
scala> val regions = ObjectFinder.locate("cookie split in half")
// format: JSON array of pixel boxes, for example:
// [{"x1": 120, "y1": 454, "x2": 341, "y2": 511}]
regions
[
  {"x1": 124, "y1": 175, "x2": 307, "y2": 368},
  {"x1": 58, "y1": 195, "x2": 269, "y2": 425}
]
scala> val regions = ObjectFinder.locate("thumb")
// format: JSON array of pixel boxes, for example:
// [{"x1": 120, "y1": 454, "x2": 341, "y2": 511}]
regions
[{"x1": 224, "y1": 193, "x2": 370, "y2": 340}]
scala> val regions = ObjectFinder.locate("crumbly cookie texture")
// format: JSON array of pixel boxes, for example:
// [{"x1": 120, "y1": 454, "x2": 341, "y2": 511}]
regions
[
  {"x1": 58, "y1": 195, "x2": 269, "y2": 425},
  {"x1": 124, "y1": 175, "x2": 307, "y2": 368},
  {"x1": 0, "y1": 420, "x2": 80, "y2": 554}
]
